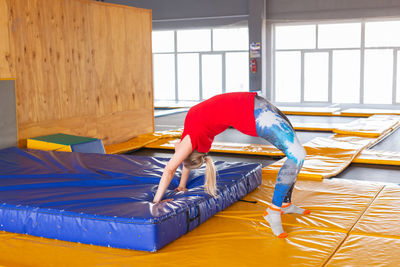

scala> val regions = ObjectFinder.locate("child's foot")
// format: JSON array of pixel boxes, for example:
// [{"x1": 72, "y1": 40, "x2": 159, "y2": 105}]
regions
[
  {"x1": 281, "y1": 202, "x2": 310, "y2": 215},
  {"x1": 263, "y1": 206, "x2": 287, "y2": 238}
]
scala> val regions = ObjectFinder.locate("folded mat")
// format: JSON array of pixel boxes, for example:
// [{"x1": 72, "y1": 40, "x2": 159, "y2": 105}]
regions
[
  {"x1": 0, "y1": 147, "x2": 261, "y2": 251},
  {"x1": 354, "y1": 149, "x2": 400, "y2": 166},
  {"x1": 332, "y1": 115, "x2": 400, "y2": 137}
]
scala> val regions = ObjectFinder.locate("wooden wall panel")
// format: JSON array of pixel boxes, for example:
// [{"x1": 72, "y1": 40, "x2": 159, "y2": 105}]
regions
[
  {"x1": 19, "y1": 109, "x2": 154, "y2": 145},
  {"x1": 0, "y1": 0, "x2": 153, "y2": 146},
  {"x1": 90, "y1": 3, "x2": 153, "y2": 117},
  {"x1": 0, "y1": 0, "x2": 13, "y2": 78}
]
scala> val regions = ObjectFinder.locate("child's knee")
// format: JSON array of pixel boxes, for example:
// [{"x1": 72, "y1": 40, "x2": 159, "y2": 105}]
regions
[
  {"x1": 297, "y1": 146, "x2": 306, "y2": 163},
  {"x1": 288, "y1": 144, "x2": 306, "y2": 166}
]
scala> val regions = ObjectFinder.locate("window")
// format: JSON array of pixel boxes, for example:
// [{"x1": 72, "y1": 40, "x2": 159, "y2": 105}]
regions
[
  {"x1": 152, "y1": 31, "x2": 174, "y2": 53},
  {"x1": 397, "y1": 51, "x2": 400, "y2": 103},
  {"x1": 364, "y1": 49, "x2": 393, "y2": 104},
  {"x1": 304, "y1": 52, "x2": 329, "y2": 102},
  {"x1": 178, "y1": 54, "x2": 200, "y2": 100},
  {"x1": 177, "y1": 29, "x2": 211, "y2": 52},
  {"x1": 152, "y1": 28, "x2": 249, "y2": 101},
  {"x1": 202, "y1": 54, "x2": 223, "y2": 99},
  {"x1": 153, "y1": 54, "x2": 175, "y2": 100},
  {"x1": 275, "y1": 25, "x2": 316, "y2": 49},
  {"x1": 318, "y1": 23, "x2": 361, "y2": 48},
  {"x1": 275, "y1": 51, "x2": 301, "y2": 102},
  {"x1": 226, "y1": 52, "x2": 249, "y2": 93},
  {"x1": 332, "y1": 50, "x2": 360, "y2": 103},
  {"x1": 274, "y1": 20, "x2": 400, "y2": 105},
  {"x1": 213, "y1": 28, "x2": 248, "y2": 51},
  {"x1": 365, "y1": 21, "x2": 400, "y2": 47}
]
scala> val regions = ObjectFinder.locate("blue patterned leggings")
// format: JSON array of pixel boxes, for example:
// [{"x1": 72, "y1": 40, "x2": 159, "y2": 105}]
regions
[{"x1": 254, "y1": 95, "x2": 306, "y2": 207}]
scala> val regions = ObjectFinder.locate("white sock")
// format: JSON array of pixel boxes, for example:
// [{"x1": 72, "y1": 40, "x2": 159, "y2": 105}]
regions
[
  {"x1": 263, "y1": 206, "x2": 287, "y2": 238},
  {"x1": 282, "y1": 203, "x2": 310, "y2": 215}
]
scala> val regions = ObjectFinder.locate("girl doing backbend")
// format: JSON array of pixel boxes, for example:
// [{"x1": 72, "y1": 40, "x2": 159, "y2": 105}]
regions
[{"x1": 153, "y1": 92, "x2": 309, "y2": 238}]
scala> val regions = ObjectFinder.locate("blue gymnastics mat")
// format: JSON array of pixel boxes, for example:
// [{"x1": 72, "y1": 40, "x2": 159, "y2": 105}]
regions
[{"x1": 0, "y1": 147, "x2": 261, "y2": 251}]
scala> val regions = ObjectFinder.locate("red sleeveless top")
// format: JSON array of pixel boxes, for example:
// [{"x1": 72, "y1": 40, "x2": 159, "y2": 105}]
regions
[{"x1": 181, "y1": 92, "x2": 257, "y2": 153}]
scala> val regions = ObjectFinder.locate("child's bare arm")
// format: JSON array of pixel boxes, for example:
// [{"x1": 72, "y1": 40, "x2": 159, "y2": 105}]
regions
[
  {"x1": 153, "y1": 135, "x2": 192, "y2": 203},
  {"x1": 176, "y1": 166, "x2": 190, "y2": 191}
]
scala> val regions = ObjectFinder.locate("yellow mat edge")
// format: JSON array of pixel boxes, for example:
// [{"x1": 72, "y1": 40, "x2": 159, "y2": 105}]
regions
[
  {"x1": 105, "y1": 136, "x2": 161, "y2": 154},
  {"x1": 352, "y1": 157, "x2": 400, "y2": 166}
]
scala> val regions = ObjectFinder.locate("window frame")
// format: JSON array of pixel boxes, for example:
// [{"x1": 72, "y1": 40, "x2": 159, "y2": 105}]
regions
[
  {"x1": 272, "y1": 19, "x2": 400, "y2": 107},
  {"x1": 153, "y1": 28, "x2": 250, "y2": 102}
]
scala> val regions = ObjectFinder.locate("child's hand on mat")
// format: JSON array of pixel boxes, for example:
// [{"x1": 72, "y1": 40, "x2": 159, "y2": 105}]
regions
[
  {"x1": 175, "y1": 187, "x2": 188, "y2": 192},
  {"x1": 152, "y1": 198, "x2": 173, "y2": 204}
]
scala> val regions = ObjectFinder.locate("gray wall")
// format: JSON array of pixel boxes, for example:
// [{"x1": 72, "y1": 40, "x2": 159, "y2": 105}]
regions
[
  {"x1": 108, "y1": 0, "x2": 249, "y2": 29},
  {"x1": 0, "y1": 80, "x2": 17, "y2": 149},
  {"x1": 267, "y1": 0, "x2": 400, "y2": 21},
  {"x1": 120, "y1": 0, "x2": 248, "y2": 19},
  {"x1": 109, "y1": 0, "x2": 400, "y2": 22},
  {"x1": 248, "y1": 0, "x2": 266, "y2": 94}
]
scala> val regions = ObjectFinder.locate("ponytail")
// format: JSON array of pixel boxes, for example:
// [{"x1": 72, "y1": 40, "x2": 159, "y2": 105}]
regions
[
  {"x1": 204, "y1": 156, "x2": 217, "y2": 196},
  {"x1": 183, "y1": 151, "x2": 217, "y2": 196}
]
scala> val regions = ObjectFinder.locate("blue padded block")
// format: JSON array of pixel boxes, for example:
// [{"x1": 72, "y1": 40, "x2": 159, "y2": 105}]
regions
[
  {"x1": 0, "y1": 147, "x2": 261, "y2": 251},
  {"x1": 70, "y1": 139, "x2": 105, "y2": 154}
]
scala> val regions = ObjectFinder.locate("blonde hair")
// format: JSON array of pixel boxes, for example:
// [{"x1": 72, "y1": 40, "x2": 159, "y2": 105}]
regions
[{"x1": 183, "y1": 150, "x2": 217, "y2": 196}]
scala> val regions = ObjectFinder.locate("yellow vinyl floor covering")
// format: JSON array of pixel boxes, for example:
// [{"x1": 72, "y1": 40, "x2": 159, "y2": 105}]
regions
[
  {"x1": 279, "y1": 107, "x2": 400, "y2": 117},
  {"x1": 1, "y1": 177, "x2": 399, "y2": 266},
  {"x1": 354, "y1": 149, "x2": 400, "y2": 166},
  {"x1": 340, "y1": 108, "x2": 400, "y2": 117},
  {"x1": 326, "y1": 185, "x2": 400, "y2": 266},
  {"x1": 277, "y1": 106, "x2": 341, "y2": 116},
  {"x1": 332, "y1": 115, "x2": 400, "y2": 138},
  {"x1": 291, "y1": 121, "x2": 342, "y2": 132},
  {"x1": 104, "y1": 130, "x2": 183, "y2": 154}
]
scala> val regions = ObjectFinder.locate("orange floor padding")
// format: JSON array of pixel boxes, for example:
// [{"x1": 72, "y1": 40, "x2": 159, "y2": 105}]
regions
[
  {"x1": 218, "y1": 178, "x2": 383, "y2": 233},
  {"x1": 351, "y1": 185, "x2": 400, "y2": 238},
  {"x1": 104, "y1": 130, "x2": 183, "y2": 154},
  {"x1": 292, "y1": 121, "x2": 342, "y2": 132},
  {"x1": 333, "y1": 115, "x2": 400, "y2": 137},
  {"x1": 354, "y1": 149, "x2": 400, "y2": 166},
  {"x1": 0, "y1": 221, "x2": 346, "y2": 266},
  {"x1": 340, "y1": 108, "x2": 400, "y2": 117},
  {"x1": 1, "y1": 176, "x2": 399, "y2": 266},
  {"x1": 325, "y1": 235, "x2": 400, "y2": 266},
  {"x1": 278, "y1": 106, "x2": 341, "y2": 116}
]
